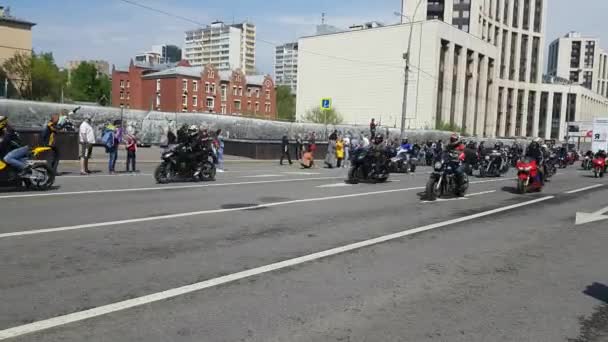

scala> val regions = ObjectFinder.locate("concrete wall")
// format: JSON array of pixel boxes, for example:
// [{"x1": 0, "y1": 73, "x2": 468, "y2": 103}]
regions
[{"x1": 0, "y1": 99, "x2": 519, "y2": 147}]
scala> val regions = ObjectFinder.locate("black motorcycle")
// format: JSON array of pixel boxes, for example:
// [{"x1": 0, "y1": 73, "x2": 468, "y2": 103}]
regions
[
  {"x1": 389, "y1": 149, "x2": 417, "y2": 174},
  {"x1": 154, "y1": 144, "x2": 216, "y2": 184},
  {"x1": 479, "y1": 150, "x2": 508, "y2": 177},
  {"x1": 346, "y1": 146, "x2": 390, "y2": 184},
  {"x1": 425, "y1": 151, "x2": 469, "y2": 201}
]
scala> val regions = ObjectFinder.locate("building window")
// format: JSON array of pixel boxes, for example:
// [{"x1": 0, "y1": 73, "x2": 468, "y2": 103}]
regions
[
  {"x1": 233, "y1": 86, "x2": 238, "y2": 96},
  {"x1": 256, "y1": 89, "x2": 260, "y2": 98},
  {"x1": 221, "y1": 104, "x2": 227, "y2": 114},
  {"x1": 208, "y1": 70, "x2": 215, "y2": 78},
  {"x1": 156, "y1": 94, "x2": 161, "y2": 106},
  {"x1": 126, "y1": 80, "x2": 130, "y2": 88},
  {"x1": 120, "y1": 91, "x2": 124, "y2": 100},
  {"x1": 265, "y1": 90, "x2": 270, "y2": 100},
  {"x1": 205, "y1": 82, "x2": 211, "y2": 93},
  {"x1": 193, "y1": 81, "x2": 198, "y2": 92},
  {"x1": 210, "y1": 83, "x2": 216, "y2": 94},
  {"x1": 255, "y1": 102, "x2": 259, "y2": 112},
  {"x1": 221, "y1": 85, "x2": 227, "y2": 100},
  {"x1": 193, "y1": 95, "x2": 198, "y2": 107},
  {"x1": 247, "y1": 88, "x2": 252, "y2": 97},
  {"x1": 238, "y1": 86, "x2": 243, "y2": 96},
  {"x1": 247, "y1": 101, "x2": 252, "y2": 111},
  {"x1": 206, "y1": 97, "x2": 214, "y2": 110},
  {"x1": 234, "y1": 100, "x2": 241, "y2": 111},
  {"x1": 126, "y1": 92, "x2": 130, "y2": 100},
  {"x1": 265, "y1": 103, "x2": 271, "y2": 113},
  {"x1": 120, "y1": 80, "x2": 125, "y2": 88},
  {"x1": 156, "y1": 79, "x2": 161, "y2": 92},
  {"x1": 183, "y1": 80, "x2": 188, "y2": 91},
  {"x1": 182, "y1": 95, "x2": 187, "y2": 106}
]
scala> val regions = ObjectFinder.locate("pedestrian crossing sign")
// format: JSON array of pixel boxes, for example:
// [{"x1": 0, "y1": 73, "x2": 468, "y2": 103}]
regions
[{"x1": 321, "y1": 98, "x2": 332, "y2": 111}]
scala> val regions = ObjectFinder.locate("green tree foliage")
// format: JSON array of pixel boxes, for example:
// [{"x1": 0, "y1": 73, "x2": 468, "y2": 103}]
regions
[
  {"x1": 436, "y1": 121, "x2": 463, "y2": 134},
  {"x1": 303, "y1": 106, "x2": 344, "y2": 125},
  {"x1": 1, "y1": 52, "x2": 32, "y2": 98},
  {"x1": 276, "y1": 85, "x2": 296, "y2": 122},
  {"x1": 1, "y1": 51, "x2": 67, "y2": 101},
  {"x1": 68, "y1": 61, "x2": 111, "y2": 105}
]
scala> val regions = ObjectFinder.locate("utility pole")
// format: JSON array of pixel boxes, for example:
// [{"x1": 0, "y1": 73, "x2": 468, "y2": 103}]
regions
[{"x1": 4, "y1": 78, "x2": 8, "y2": 98}]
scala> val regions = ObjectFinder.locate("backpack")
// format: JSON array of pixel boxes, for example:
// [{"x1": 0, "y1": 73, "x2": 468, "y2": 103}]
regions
[{"x1": 102, "y1": 130, "x2": 115, "y2": 149}]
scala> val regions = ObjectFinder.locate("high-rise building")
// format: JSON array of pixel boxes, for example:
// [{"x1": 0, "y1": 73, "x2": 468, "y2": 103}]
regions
[
  {"x1": 275, "y1": 42, "x2": 298, "y2": 94},
  {"x1": 134, "y1": 51, "x2": 161, "y2": 65},
  {"x1": 547, "y1": 32, "x2": 608, "y2": 97},
  {"x1": 183, "y1": 21, "x2": 256, "y2": 74},
  {"x1": 297, "y1": 0, "x2": 608, "y2": 139},
  {"x1": 152, "y1": 44, "x2": 182, "y2": 64}
]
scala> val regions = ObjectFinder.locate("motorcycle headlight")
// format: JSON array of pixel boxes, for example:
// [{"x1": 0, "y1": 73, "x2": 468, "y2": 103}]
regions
[
  {"x1": 163, "y1": 152, "x2": 173, "y2": 158},
  {"x1": 434, "y1": 161, "x2": 443, "y2": 170},
  {"x1": 485, "y1": 156, "x2": 491, "y2": 160}
]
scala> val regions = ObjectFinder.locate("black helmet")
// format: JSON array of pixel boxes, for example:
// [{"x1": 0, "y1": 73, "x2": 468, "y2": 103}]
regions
[{"x1": 374, "y1": 134, "x2": 384, "y2": 145}]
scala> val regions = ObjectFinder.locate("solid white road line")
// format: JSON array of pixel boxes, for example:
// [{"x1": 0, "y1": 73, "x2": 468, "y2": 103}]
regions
[
  {"x1": 59, "y1": 173, "x2": 152, "y2": 178},
  {"x1": 0, "y1": 196, "x2": 554, "y2": 340},
  {"x1": 317, "y1": 183, "x2": 352, "y2": 188},
  {"x1": 0, "y1": 177, "x2": 515, "y2": 239},
  {"x1": 565, "y1": 184, "x2": 604, "y2": 194},
  {"x1": 0, "y1": 177, "x2": 343, "y2": 200},
  {"x1": 466, "y1": 190, "x2": 497, "y2": 197},
  {"x1": 238, "y1": 174, "x2": 284, "y2": 178},
  {"x1": 420, "y1": 190, "x2": 496, "y2": 203}
]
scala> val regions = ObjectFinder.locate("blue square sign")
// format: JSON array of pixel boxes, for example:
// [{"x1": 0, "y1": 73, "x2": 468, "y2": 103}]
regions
[{"x1": 321, "y1": 98, "x2": 332, "y2": 110}]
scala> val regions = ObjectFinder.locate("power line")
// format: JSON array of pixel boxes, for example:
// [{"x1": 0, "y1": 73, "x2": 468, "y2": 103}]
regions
[{"x1": 117, "y1": 0, "x2": 204, "y2": 27}]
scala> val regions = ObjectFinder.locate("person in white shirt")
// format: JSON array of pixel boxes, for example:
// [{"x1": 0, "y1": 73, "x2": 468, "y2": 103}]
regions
[
  {"x1": 78, "y1": 117, "x2": 95, "y2": 175},
  {"x1": 362, "y1": 135, "x2": 370, "y2": 148}
]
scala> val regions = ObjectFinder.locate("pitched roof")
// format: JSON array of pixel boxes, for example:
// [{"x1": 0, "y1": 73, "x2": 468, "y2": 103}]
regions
[
  {"x1": 0, "y1": 16, "x2": 35, "y2": 27},
  {"x1": 142, "y1": 66, "x2": 204, "y2": 79}
]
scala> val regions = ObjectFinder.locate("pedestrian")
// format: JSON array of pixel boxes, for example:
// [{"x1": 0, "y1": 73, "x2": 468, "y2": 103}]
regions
[
  {"x1": 215, "y1": 129, "x2": 225, "y2": 172},
  {"x1": 329, "y1": 129, "x2": 338, "y2": 141},
  {"x1": 370, "y1": 118, "x2": 377, "y2": 139},
  {"x1": 41, "y1": 114, "x2": 59, "y2": 172},
  {"x1": 295, "y1": 133, "x2": 303, "y2": 160},
  {"x1": 309, "y1": 131, "x2": 317, "y2": 155},
  {"x1": 343, "y1": 135, "x2": 351, "y2": 168},
  {"x1": 125, "y1": 131, "x2": 138, "y2": 173},
  {"x1": 102, "y1": 124, "x2": 118, "y2": 174},
  {"x1": 325, "y1": 135, "x2": 337, "y2": 168},
  {"x1": 300, "y1": 146, "x2": 315, "y2": 169},
  {"x1": 336, "y1": 137, "x2": 345, "y2": 168},
  {"x1": 167, "y1": 129, "x2": 177, "y2": 145},
  {"x1": 280, "y1": 135, "x2": 292, "y2": 165},
  {"x1": 78, "y1": 117, "x2": 95, "y2": 175}
]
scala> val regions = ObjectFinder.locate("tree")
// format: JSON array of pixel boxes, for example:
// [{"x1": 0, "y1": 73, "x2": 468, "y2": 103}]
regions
[
  {"x1": 1, "y1": 52, "x2": 32, "y2": 98},
  {"x1": 276, "y1": 85, "x2": 296, "y2": 122},
  {"x1": 68, "y1": 62, "x2": 110, "y2": 105},
  {"x1": 303, "y1": 106, "x2": 344, "y2": 125},
  {"x1": 31, "y1": 52, "x2": 66, "y2": 102}
]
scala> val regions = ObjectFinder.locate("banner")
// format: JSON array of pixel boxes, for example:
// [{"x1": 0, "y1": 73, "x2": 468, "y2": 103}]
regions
[{"x1": 592, "y1": 117, "x2": 608, "y2": 152}]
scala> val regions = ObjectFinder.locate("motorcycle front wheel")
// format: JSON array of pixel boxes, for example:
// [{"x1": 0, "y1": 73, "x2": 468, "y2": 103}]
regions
[
  {"x1": 517, "y1": 179, "x2": 526, "y2": 194},
  {"x1": 346, "y1": 166, "x2": 360, "y2": 184},
  {"x1": 199, "y1": 161, "x2": 216, "y2": 181},
  {"x1": 425, "y1": 177, "x2": 439, "y2": 201},
  {"x1": 154, "y1": 162, "x2": 173, "y2": 184}
]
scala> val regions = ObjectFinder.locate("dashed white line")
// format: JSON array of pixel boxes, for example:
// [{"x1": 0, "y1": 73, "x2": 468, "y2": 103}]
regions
[
  {"x1": 238, "y1": 174, "x2": 284, "y2": 178},
  {"x1": 565, "y1": 184, "x2": 604, "y2": 194},
  {"x1": 0, "y1": 196, "x2": 554, "y2": 340}
]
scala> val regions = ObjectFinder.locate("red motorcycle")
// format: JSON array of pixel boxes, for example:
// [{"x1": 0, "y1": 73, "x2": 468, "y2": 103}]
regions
[
  {"x1": 516, "y1": 158, "x2": 542, "y2": 194},
  {"x1": 593, "y1": 157, "x2": 606, "y2": 178}
]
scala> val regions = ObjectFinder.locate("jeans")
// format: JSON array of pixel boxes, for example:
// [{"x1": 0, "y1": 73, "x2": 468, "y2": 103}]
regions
[
  {"x1": 217, "y1": 147, "x2": 224, "y2": 170},
  {"x1": 4, "y1": 146, "x2": 29, "y2": 170},
  {"x1": 50, "y1": 146, "x2": 59, "y2": 172},
  {"x1": 108, "y1": 148, "x2": 118, "y2": 172},
  {"x1": 126, "y1": 150, "x2": 136, "y2": 172}
]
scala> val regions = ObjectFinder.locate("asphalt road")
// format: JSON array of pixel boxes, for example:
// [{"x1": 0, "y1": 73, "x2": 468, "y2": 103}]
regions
[{"x1": 1, "y1": 160, "x2": 607, "y2": 341}]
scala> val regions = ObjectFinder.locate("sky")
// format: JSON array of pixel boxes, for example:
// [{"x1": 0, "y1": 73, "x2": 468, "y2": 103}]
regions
[{"x1": 4, "y1": 0, "x2": 608, "y2": 75}]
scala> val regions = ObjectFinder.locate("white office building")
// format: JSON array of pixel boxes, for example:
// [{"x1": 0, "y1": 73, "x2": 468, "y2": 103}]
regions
[
  {"x1": 275, "y1": 42, "x2": 298, "y2": 94},
  {"x1": 297, "y1": 0, "x2": 608, "y2": 139},
  {"x1": 183, "y1": 21, "x2": 256, "y2": 74},
  {"x1": 547, "y1": 32, "x2": 608, "y2": 97}
]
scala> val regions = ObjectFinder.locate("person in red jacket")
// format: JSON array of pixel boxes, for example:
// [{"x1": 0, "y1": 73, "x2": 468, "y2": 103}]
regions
[{"x1": 125, "y1": 132, "x2": 138, "y2": 173}]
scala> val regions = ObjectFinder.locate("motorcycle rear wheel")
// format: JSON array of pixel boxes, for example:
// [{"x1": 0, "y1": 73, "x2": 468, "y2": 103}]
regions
[{"x1": 27, "y1": 164, "x2": 55, "y2": 190}]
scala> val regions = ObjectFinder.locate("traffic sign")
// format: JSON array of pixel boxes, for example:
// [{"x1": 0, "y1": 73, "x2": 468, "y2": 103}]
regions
[{"x1": 321, "y1": 98, "x2": 332, "y2": 111}]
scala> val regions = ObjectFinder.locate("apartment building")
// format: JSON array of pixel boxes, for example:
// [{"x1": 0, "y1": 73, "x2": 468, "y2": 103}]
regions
[
  {"x1": 183, "y1": 21, "x2": 256, "y2": 75},
  {"x1": 297, "y1": 0, "x2": 608, "y2": 140},
  {"x1": 275, "y1": 42, "x2": 298, "y2": 94},
  {"x1": 0, "y1": 6, "x2": 35, "y2": 65},
  {"x1": 547, "y1": 32, "x2": 608, "y2": 97}
]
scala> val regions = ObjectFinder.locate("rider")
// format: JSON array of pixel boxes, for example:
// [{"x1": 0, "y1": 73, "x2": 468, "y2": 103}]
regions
[
  {"x1": 445, "y1": 133, "x2": 466, "y2": 190},
  {"x1": 370, "y1": 134, "x2": 386, "y2": 175},
  {"x1": 0, "y1": 116, "x2": 30, "y2": 176},
  {"x1": 525, "y1": 138, "x2": 544, "y2": 185}
]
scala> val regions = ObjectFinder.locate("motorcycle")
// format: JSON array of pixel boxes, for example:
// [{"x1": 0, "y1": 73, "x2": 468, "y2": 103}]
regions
[
  {"x1": 425, "y1": 151, "x2": 469, "y2": 201},
  {"x1": 0, "y1": 146, "x2": 55, "y2": 190},
  {"x1": 592, "y1": 157, "x2": 606, "y2": 178},
  {"x1": 389, "y1": 150, "x2": 417, "y2": 173},
  {"x1": 516, "y1": 158, "x2": 542, "y2": 194},
  {"x1": 479, "y1": 150, "x2": 507, "y2": 177},
  {"x1": 346, "y1": 146, "x2": 390, "y2": 184},
  {"x1": 154, "y1": 143, "x2": 217, "y2": 184},
  {"x1": 581, "y1": 156, "x2": 593, "y2": 170},
  {"x1": 558, "y1": 155, "x2": 568, "y2": 169}
]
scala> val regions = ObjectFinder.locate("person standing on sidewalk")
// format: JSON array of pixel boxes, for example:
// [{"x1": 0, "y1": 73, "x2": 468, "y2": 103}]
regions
[
  {"x1": 215, "y1": 129, "x2": 225, "y2": 172},
  {"x1": 125, "y1": 131, "x2": 138, "y2": 173},
  {"x1": 102, "y1": 124, "x2": 118, "y2": 174},
  {"x1": 78, "y1": 117, "x2": 95, "y2": 175},
  {"x1": 280, "y1": 135, "x2": 292, "y2": 165},
  {"x1": 295, "y1": 134, "x2": 303, "y2": 160},
  {"x1": 41, "y1": 114, "x2": 59, "y2": 172},
  {"x1": 335, "y1": 137, "x2": 345, "y2": 168},
  {"x1": 343, "y1": 135, "x2": 351, "y2": 168}
]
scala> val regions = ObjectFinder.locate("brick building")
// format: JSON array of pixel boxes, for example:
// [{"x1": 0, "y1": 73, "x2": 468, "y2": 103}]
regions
[{"x1": 112, "y1": 60, "x2": 276, "y2": 119}]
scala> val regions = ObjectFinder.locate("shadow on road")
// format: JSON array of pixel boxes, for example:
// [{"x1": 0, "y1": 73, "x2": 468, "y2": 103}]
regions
[{"x1": 568, "y1": 283, "x2": 608, "y2": 342}]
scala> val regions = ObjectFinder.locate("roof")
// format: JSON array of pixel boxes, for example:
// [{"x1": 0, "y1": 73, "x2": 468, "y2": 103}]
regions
[
  {"x1": 247, "y1": 75, "x2": 265, "y2": 86},
  {"x1": 143, "y1": 66, "x2": 204, "y2": 79},
  {"x1": 0, "y1": 16, "x2": 36, "y2": 27}
]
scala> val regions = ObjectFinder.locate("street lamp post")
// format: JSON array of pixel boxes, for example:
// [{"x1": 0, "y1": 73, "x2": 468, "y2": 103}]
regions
[{"x1": 395, "y1": 0, "x2": 424, "y2": 139}]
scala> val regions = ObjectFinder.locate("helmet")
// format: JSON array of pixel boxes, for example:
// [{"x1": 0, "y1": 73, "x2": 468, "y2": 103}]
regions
[
  {"x1": 374, "y1": 134, "x2": 384, "y2": 145},
  {"x1": 0, "y1": 115, "x2": 7, "y2": 130},
  {"x1": 187, "y1": 125, "x2": 198, "y2": 137},
  {"x1": 533, "y1": 137, "x2": 543, "y2": 144},
  {"x1": 467, "y1": 141, "x2": 476, "y2": 149},
  {"x1": 449, "y1": 133, "x2": 459, "y2": 144},
  {"x1": 401, "y1": 138, "x2": 409, "y2": 144},
  {"x1": 541, "y1": 144, "x2": 548, "y2": 150}
]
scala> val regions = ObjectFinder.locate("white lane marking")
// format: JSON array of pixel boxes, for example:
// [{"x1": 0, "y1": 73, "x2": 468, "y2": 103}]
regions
[
  {"x1": 0, "y1": 177, "x2": 514, "y2": 239},
  {"x1": 565, "y1": 184, "x2": 604, "y2": 194},
  {"x1": 317, "y1": 183, "x2": 352, "y2": 188},
  {"x1": 282, "y1": 172, "x2": 322, "y2": 175},
  {"x1": 0, "y1": 196, "x2": 554, "y2": 340},
  {"x1": 420, "y1": 190, "x2": 496, "y2": 203},
  {"x1": 59, "y1": 173, "x2": 152, "y2": 178},
  {"x1": 238, "y1": 174, "x2": 284, "y2": 178},
  {"x1": 466, "y1": 190, "x2": 497, "y2": 197},
  {"x1": 0, "y1": 177, "x2": 343, "y2": 200}
]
